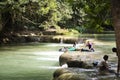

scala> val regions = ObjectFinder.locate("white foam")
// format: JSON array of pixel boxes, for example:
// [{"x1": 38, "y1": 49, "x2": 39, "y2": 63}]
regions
[{"x1": 39, "y1": 66, "x2": 62, "y2": 69}]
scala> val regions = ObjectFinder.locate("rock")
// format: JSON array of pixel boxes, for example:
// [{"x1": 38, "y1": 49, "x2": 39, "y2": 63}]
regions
[
  {"x1": 53, "y1": 68, "x2": 71, "y2": 80},
  {"x1": 56, "y1": 73, "x2": 86, "y2": 80},
  {"x1": 59, "y1": 52, "x2": 93, "y2": 69},
  {"x1": 59, "y1": 52, "x2": 81, "y2": 66},
  {"x1": 53, "y1": 68, "x2": 87, "y2": 80},
  {"x1": 67, "y1": 60, "x2": 87, "y2": 68}
]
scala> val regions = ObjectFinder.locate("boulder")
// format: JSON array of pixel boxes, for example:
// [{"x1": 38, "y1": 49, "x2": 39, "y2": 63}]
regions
[
  {"x1": 59, "y1": 52, "x2": 81, "y2": 66},
  {"x1": 53, "y1": 68, "x2": 71, "y2": 80},
  {"x1": 53, "y1": 68, "x2": 87, "y2": 80},
  {"x1": 59, "y1": 52, "x2": 93, "y2": 69},
  {"x1": 67, "y1": 60, "x2": 91, "y2": 68},
  {"x1": 56, "y1": 73, "x2": 86, "y2": 80}
]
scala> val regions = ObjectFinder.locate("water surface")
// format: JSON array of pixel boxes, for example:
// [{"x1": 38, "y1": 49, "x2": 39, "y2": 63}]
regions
[
  {"x1": 0, "y1": 33, "x2": 118, "y2": 80},
  {"x1": 0, "y1": 43, "x2": 64, "y2": 80}
]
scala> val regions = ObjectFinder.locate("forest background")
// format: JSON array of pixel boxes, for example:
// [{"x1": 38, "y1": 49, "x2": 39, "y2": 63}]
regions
[{"x1": 0, "y1": 0, "x2": 113, "y2": 44}]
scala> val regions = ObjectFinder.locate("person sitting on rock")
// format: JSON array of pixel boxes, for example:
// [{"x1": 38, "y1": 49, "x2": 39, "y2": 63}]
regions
[
  {"x1": 98, "y1": 55, "x2": 109, "y2": 71},
  {"x1": 98, "y1": 55, "x2": 115, "y2": 74}
]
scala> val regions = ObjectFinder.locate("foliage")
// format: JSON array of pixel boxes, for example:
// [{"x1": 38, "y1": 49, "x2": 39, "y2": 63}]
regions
[
  {"x1": 0, "y1": 0, "x2": 112, "y2": 33},
  {"x1": 82, "y1": 0, "x2": 111, "y2": 32}
]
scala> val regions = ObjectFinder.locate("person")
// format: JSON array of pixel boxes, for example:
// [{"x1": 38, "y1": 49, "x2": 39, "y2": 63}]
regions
[
  {"x1": 59, "y1": 43, "x2": 77, "y2": 52},
  {"x1": 98, "y1": 55, "x2": 109, "y2": 71},
  {"x1": 85, "y1": 41, "x2": 95, "y2": 52},
  {"x1": 73, "y1": 42, "x2": 77, "y2": 48},
  {"x1": 112, "y1": 47, "x2": 120, "y2": 76},
  {"x1": 59, "y1": 42, "x2": 81, "y2": 52},
  {"x1": 59, "y1": 47, "x2": 68, "y2": 52},
  {"x1": 112, "y1": 47, "x2": 118, "y2": 56},
  {"x1": 98, "y1": 55, "x2": 115, "y2": 74},
  {"x1": 112, "y1": 47, "x2": 117, "y2": 52},
  {"x1": 67, "y1": 42, "x2": 77, "y2": 51}
]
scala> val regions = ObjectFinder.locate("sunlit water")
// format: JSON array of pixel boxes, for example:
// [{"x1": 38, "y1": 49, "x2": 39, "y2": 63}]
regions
[{"x1": 0, "y1": 43, "x2": 66, "y2": 80}]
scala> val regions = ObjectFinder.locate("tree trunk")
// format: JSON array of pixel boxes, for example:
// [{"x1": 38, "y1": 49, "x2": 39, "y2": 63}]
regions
[
  {"x1": 0, "y1": 14, "x2": 2, "y2": 31},
  {"x1": 1, "y1": 11, "x2": 13, "y2": 32},
  {"x1": 111, "y1": 0, "x2": 120, "y2": 74}
]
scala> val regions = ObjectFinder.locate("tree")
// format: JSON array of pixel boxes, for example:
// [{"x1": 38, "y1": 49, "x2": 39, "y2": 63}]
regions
[
  {"x1": 0, "y1": 0, "x2": 30, "y2": 32},
  {"x1": 82, "y1": 0, "x2": 111, "y2": 32},
  {"x1": 60, "y1": 0, "x2": 111, "y2": 33},
  {"x1": 0, "y1": 13, "x2": 2, "y2": 31},
  {"x1": 0, "y1": 0, "x2": 114, "y2": 34},
  {"x1": 0, "y1": 0, "x2": 73, "y2": 32},
  {"x1": 111, "y1": 0, "x2": 120, "y2": 75}
]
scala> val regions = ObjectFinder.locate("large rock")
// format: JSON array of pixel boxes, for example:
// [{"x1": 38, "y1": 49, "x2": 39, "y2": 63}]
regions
[
  {"x1": 56, "y1": 73, "x2": 86, "y2": 80},
  {"x1": 59, "y1": 52, "x2": 93, "y2": 69},
  {"x1": 53, "y1": 68, "x2": 87, "y2": 80},
  {"x1": 59, "y1": 52, "x2": 81, "y2": 66},
  {"x1": 67, "y1": 60, "x2": 90, "y2": 68},
  {"x1": 53, "y1": 68, "x2": 71, "y2": 80}
]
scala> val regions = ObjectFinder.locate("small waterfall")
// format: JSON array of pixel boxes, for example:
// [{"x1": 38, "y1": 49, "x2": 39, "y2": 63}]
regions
[{"x1": 60, "y1": 38, "x2": 63, "y2": 44}]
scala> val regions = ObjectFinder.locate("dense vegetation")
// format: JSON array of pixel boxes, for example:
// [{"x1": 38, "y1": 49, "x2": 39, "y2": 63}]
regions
[{"x1": 0, "y1": 0, "x2": 113, "y2": 34}]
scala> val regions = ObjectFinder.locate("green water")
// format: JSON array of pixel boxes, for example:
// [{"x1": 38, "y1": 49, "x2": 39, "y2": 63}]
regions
[
  {"x1": 79, "y1": 33, "x2": 115, "y2": 41},
  {"x1": 0, "y1": 43, "x2": 63, "y2": 80},
  {"x1": 0, "y1": 33, "x2": 117, "y2": 80}
]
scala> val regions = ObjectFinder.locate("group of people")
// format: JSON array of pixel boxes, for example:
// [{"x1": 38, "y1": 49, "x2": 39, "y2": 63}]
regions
[
  {"x1": 93, "y1": 47, "x2": 118, "y2": 75},
  {"x1": 59, "y1": 41, "x2": 118, "y2": 75},
  {"x1": 59, "y1": 40, "x2": 95, "y2": 52}
]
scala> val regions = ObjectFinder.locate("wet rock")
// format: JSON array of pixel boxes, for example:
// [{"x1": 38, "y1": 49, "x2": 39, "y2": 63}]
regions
[
  {"x1": 53, "y1": 68, "x2": 87, "y2": 80},
  {"x1": 53, "y1": 68, "x2": 71, "y2": 79},
  {"x1": 56, "y1": 73, "x2": 86, "y2": 80}
]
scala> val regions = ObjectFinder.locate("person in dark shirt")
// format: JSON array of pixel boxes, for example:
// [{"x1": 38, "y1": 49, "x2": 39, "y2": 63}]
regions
[{"x1": 85, "y1": 41, "x2": 95, "y2": 52}]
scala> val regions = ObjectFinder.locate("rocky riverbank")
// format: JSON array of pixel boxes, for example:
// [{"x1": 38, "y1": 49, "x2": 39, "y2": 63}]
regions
[
  {"x1": 52, "y1": 42, "x2": 118, "y2": 80},
  {"x1": 0, "y1": 31, "x2": 86, "y2": 45}
]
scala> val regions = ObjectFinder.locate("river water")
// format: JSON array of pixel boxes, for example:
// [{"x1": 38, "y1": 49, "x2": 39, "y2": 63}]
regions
[
  {"x1": 0, "y1": 33, "x2": 119, "y2": 80},
  {"x1": 0, "y1": 43, "x2": 67, "y2": 80}
]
